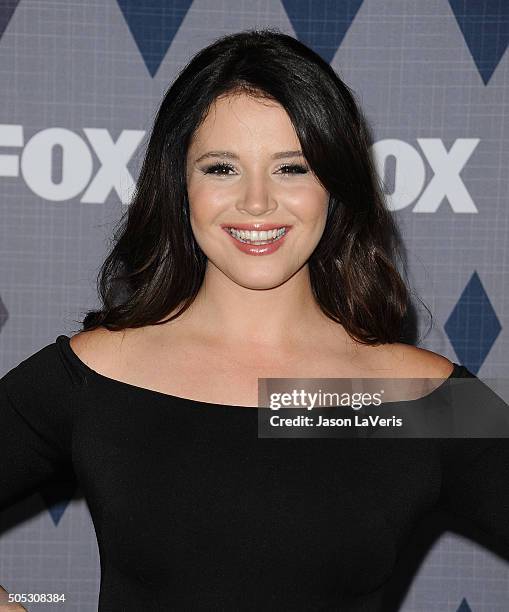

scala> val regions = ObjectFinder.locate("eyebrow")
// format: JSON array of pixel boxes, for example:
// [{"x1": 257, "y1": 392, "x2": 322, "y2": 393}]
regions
[{"x1": 194, "y1": 150, "x2": 304, "y2": 163}]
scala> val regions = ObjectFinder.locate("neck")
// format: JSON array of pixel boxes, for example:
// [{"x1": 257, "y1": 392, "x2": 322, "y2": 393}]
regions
[{"x1": 168, "y1": 263, "x2": 347, "y2": 350}]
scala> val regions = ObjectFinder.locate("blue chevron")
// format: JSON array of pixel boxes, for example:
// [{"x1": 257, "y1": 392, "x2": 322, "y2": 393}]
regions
[
  {"x1": 46, "y1": 499, "x2": 71, "y2": 526},
  {"x1": 40, "y1": 479, "x2": 76, "y2": 526},
  {"x1": 281, "y1": 0, "x2": 363, "y2": 64},
  {"x1": 0, "y1": 0, "x2": 21, "y2": 42},
  {"x1": 456, "y1": 596, "x2": 472, "y2": 612},
  {"x1": 448, "y1": 0, "x2": 509, "y2": 85},
  {"x1": 116, "y1": 0, "x2": 193, "y2": 77},
  {"x1": 444, "y1": 271, "x2": 502, "y2": 374}
]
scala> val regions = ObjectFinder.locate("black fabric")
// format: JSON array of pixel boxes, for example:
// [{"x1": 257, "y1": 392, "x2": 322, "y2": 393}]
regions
[{"x1": 1, "y1": 334, "x2": 508, "y2": 611}]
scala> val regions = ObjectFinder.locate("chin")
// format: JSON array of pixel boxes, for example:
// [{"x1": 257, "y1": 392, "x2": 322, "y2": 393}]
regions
[{"x1": 228, "y1": 271, "x2": 292, "y2": 291}]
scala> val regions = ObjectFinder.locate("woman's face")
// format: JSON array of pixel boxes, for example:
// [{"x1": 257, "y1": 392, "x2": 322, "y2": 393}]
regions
[{"x1": 186, "y1": 92, "x2": 329, "y2": 289}]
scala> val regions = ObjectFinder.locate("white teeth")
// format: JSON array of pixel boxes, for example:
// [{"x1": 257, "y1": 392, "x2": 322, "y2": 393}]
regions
[{"x1": 227, "y1": 227, "x2": 286, "y2": 244}]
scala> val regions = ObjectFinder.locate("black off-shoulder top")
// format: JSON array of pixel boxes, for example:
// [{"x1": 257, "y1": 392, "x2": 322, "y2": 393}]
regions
[{"x1": 0, "y1": 335, "x2": 508, "y2": 611}]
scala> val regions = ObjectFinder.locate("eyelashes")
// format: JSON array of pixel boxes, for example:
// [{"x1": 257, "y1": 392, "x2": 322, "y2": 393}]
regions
[{"x1": 201, "y1": 162, "x2": 309, "y2": 177}]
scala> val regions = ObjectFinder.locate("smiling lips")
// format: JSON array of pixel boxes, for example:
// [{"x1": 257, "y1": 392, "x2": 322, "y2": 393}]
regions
[{"x1": 221, "y1": 223, "x2": 292, "y2": 256}]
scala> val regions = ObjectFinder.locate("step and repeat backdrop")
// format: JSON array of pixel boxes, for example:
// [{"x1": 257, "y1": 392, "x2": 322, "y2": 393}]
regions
[{"x1": 0, "y1": 1, "x2": 508, "y2": 610}]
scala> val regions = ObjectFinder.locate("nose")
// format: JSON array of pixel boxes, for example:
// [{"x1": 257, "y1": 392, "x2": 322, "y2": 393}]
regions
[{"x1": 235, "y1": 175, "x2": 277, "y2": 216}]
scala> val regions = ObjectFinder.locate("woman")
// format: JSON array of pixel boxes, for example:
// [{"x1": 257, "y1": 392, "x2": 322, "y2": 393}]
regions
[{"x1": 1, "y1": 29, "x2": 508, "y2": 611}]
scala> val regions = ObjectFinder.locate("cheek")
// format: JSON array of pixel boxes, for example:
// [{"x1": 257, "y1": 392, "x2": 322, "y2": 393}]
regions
[
  {"x1": 188, "y1": 189, "x2": 221, "y2": 230},
  {"x1": 188, "y1": 179, "x2": 231, "y2": 212},
  {"x1": 289, "y1": 188, "x2": 329, "y2": 224}
]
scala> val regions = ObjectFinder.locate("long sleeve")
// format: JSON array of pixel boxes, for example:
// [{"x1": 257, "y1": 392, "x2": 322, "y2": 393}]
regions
[
  {"x1": 438, "y1": 368, "x2": 509, "y2": 548},
  {"x1": 0, "y1": 340, "x2": 76, "y2": 510}
]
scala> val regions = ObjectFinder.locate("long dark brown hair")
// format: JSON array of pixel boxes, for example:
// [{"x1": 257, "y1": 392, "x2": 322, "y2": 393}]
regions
[{"x1": 80, "y1": 27, "x2": 424, "y2": 345}]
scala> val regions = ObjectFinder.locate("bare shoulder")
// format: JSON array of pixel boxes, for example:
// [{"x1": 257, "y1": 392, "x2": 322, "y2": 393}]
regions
[
  {"x1": 69, "y1": 326, "x2": 136, "y2": 374},
  {"x1": 366, "y1": 342, "x2": 455, "y2": 378}
]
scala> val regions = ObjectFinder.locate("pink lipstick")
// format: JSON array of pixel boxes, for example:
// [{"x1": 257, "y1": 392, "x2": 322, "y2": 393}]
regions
[{"x1": 220, "y1": 223, "x2": 292, "y2": 256}]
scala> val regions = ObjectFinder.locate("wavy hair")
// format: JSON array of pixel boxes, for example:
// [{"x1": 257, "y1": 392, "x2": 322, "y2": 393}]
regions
[{"x1": 80, "y1": 28, "x2": 422, "y2": 345}]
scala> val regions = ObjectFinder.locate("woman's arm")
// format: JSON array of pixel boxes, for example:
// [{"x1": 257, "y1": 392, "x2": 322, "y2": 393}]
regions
[
  {"x1": 438, "y1": 371, "x2": 509, "y2": 550},
  {"x1": 439, "y1": 437, "x2": 509, "y2": 544},
  {"x1": 0, "y1": 343, "x2": 76, "y2": 609},
  {"x1": 0, "y1": 381, "x2": 72, "y2": 511},
  {"x1": 0, "y1": 341, "x2": 75, "y2": 511}
]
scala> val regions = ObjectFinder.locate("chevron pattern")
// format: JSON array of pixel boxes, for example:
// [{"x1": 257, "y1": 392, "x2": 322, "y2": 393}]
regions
[{"x1": 0, "y1": 2, "x2": 506, "y2": 607}]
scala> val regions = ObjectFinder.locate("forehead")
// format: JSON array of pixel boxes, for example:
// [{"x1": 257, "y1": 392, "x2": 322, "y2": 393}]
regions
[{"x1": 189, "y1": 92, "x2": 300, "y2": 150}]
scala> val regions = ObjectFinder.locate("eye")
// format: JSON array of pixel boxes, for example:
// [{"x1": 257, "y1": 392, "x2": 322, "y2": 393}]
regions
[
  {"x1": 276, "y1": 163, "x2": 309, "y2": 176},
  {"x1": 202, "y1": 162, "x2": 236, "y2": 176},
  {"x1": 200, "y1": 162, "x2": 309, "y2": 177}
]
